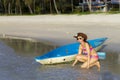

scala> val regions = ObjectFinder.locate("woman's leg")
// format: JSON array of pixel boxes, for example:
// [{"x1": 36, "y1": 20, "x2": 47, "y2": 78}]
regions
[
  {"x1": 92, "y1": 61, "x2": 100, "y2": 71},
  {"x1": 72, "y1": 54, "x2": 87, "y2": 66},
  {"x1": 76, "y1": 54, "x2": 88, "y2": 62},
  {"x1": 81, "y1": 58, "x2": 100, "y2": 71}
]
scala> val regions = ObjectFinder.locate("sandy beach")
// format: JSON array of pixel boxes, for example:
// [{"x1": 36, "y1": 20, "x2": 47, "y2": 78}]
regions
[{"x1": 0, "y1": 14, "x2": 120, "y2": 52}]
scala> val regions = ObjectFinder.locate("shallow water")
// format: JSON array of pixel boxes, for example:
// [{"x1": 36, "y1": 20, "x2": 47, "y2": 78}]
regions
[{"x1": 0, "y1": 38, "x2": 120, "y2": 80}]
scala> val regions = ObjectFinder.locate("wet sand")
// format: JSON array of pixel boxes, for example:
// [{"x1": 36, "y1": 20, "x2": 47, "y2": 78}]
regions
[{"x1": 0, "y1": 37, "x2": 120, "y2": 80}]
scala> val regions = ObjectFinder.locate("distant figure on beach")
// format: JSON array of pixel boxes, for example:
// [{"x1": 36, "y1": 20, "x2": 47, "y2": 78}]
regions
[{"x1": 72, "y1": 32, "x2": 100, "y2": 71}]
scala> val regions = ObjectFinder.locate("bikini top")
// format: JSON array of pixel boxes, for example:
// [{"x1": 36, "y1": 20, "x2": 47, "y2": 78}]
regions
[{"x1": 82, "y1": 45, "x2": 93, "y2": 55}]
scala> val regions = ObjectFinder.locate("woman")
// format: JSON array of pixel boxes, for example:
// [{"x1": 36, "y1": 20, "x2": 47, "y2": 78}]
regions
[{"x1": 72, "y1": 32, "x2": 100, "y2": 71}]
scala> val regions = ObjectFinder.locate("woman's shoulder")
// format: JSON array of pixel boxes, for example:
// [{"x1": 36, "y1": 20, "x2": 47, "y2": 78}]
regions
[
  {"x1": 85, "y1": 42, "x2": 92, "y2": 47},
  {"x1": 85, "y1": 42, "x2": 89, "y2": 46}
]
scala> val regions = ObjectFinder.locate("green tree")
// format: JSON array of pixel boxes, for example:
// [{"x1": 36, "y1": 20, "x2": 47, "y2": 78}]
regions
[
  {"x1": 2, "y1": 0, "x2": 8, "y2": 14},
  {"x1": 86, "y1": 0, "x2": 92, "y2": 12},
  {"x1": 49, "y1": 0, "x2": 52, "y2": 14},
  {"x1": 71, "y1": 0, "x2": 73, "y2": 12},
  {"x1": 8, "y1": 0, "x2": 11, "y2": 14},
  {"x1": 2, "y1": 0, "x2": 14, "y2": 14},
  {"x1": 15, "y1": 0, "x2": 22, "y2": 14},
  {"x1": 53, "y1": 0, "x2": 59, "y2": 14},
  {"x1": 23, "y1": 0, "x2": 33, "y2": 14},
  {"x1": 0, "y1": 0, "x2": 4, "y2": 12}
]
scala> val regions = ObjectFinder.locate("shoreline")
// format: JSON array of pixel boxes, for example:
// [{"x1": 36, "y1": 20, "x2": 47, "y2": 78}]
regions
[
  {"x1": 0, "y1": 14, "x2": 120, "y2": 52},
  {"x1": 0, "y1": 14, "x2": 120, "y2": 23}
]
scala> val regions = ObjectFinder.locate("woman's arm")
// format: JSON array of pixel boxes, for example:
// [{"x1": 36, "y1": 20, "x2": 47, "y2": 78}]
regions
[
  {"x1": 78, "y1": 45, "x2": 82, "y2": 54},
  {"x1": 86, "y1": 43, "x2": 90, "y2": 69},
  {"x1": 72, "y1": 45, "x2": 82, "y2": 66}
]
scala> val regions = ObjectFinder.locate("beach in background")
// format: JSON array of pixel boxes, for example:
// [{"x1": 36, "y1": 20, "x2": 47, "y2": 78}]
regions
[{"x1": 0, "y1": 14, "x2": 120, "y2": 51}]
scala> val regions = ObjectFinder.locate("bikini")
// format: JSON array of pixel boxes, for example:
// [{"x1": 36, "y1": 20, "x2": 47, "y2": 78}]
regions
[{"x1": 82, "y1": 45, "x2": 99, "y2": 59}]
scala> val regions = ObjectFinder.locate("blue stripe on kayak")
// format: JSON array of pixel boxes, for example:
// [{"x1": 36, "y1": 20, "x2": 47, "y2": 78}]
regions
[{"x1": 35, "y1": 52, "x2": 106, "y2": 60}]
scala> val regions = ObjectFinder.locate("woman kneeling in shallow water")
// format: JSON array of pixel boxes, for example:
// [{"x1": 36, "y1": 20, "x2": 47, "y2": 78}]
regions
[{"x1": 72, "y1": 32, "x2": 100, "y2": 71}]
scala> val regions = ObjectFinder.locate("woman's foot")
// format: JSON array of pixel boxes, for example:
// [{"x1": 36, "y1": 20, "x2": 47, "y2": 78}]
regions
[
  {"x1": 72, "y1": 63, "x2": 75, "y2": 67},
  {"x1": 95, "y1": 61, "x2": 100, "y2": 71}
]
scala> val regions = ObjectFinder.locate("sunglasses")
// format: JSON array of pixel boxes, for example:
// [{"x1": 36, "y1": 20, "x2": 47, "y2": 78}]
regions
[{"x1": 77, "y1": 38, "x2": 83, "y2": 40}]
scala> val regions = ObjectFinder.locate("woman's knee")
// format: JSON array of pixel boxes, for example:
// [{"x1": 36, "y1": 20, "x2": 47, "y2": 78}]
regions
[{"x1": 76, "y1": 55, "x2": 81, "y2": 60}]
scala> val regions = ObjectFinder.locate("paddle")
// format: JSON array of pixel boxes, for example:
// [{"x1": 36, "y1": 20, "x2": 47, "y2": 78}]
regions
[{"x1": 97, "y1": 52, "x2": 106, "y2": 60}]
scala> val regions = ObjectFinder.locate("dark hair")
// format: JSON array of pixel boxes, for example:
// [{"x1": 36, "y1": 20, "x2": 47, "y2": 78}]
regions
[{"x1": 74, "y1": 32, "x2": 87, "y2": 42}]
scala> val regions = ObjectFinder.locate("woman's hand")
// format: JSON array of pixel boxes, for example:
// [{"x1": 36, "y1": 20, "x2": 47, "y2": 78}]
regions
[
  {"x1": 72, "y1": 59, "x2": 78, "y2": 67},
  {"x1": 87, "y1": 65, "x2": 90, "y2": 69},
  {"x1": 72, "y1": 64, "x2": 75, "y2": 67}
]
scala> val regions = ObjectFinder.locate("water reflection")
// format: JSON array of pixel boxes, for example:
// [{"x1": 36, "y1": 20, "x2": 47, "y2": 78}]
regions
[
  {"x1": 0, "y1": 37, "x2": 120, "y2": 80},
  {"x1": 0, "y1": 38, "x2": 57, "y2": 57},
  {"x1": 99, "y1": 71, "x2": 120, "y2": 80},
  {"x1": 102, "y1": 52, "x2": 120, "y2": 74}
]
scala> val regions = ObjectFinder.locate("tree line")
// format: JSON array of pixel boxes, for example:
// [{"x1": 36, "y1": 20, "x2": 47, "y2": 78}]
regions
[
  {"x1": 1, "y1": 0, "x2": 118, "y2": 15},
  {"x1": 0, "y1": 0, "x2": 84, "y2": 15}
]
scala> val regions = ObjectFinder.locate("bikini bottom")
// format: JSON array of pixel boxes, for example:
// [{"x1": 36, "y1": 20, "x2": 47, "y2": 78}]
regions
[
  {"x1": 83, "y1": 53, "x2": 99, "y2": 59},
  {"x1": 90, "y1": 55, "x2": 99, "y2": 59}
]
